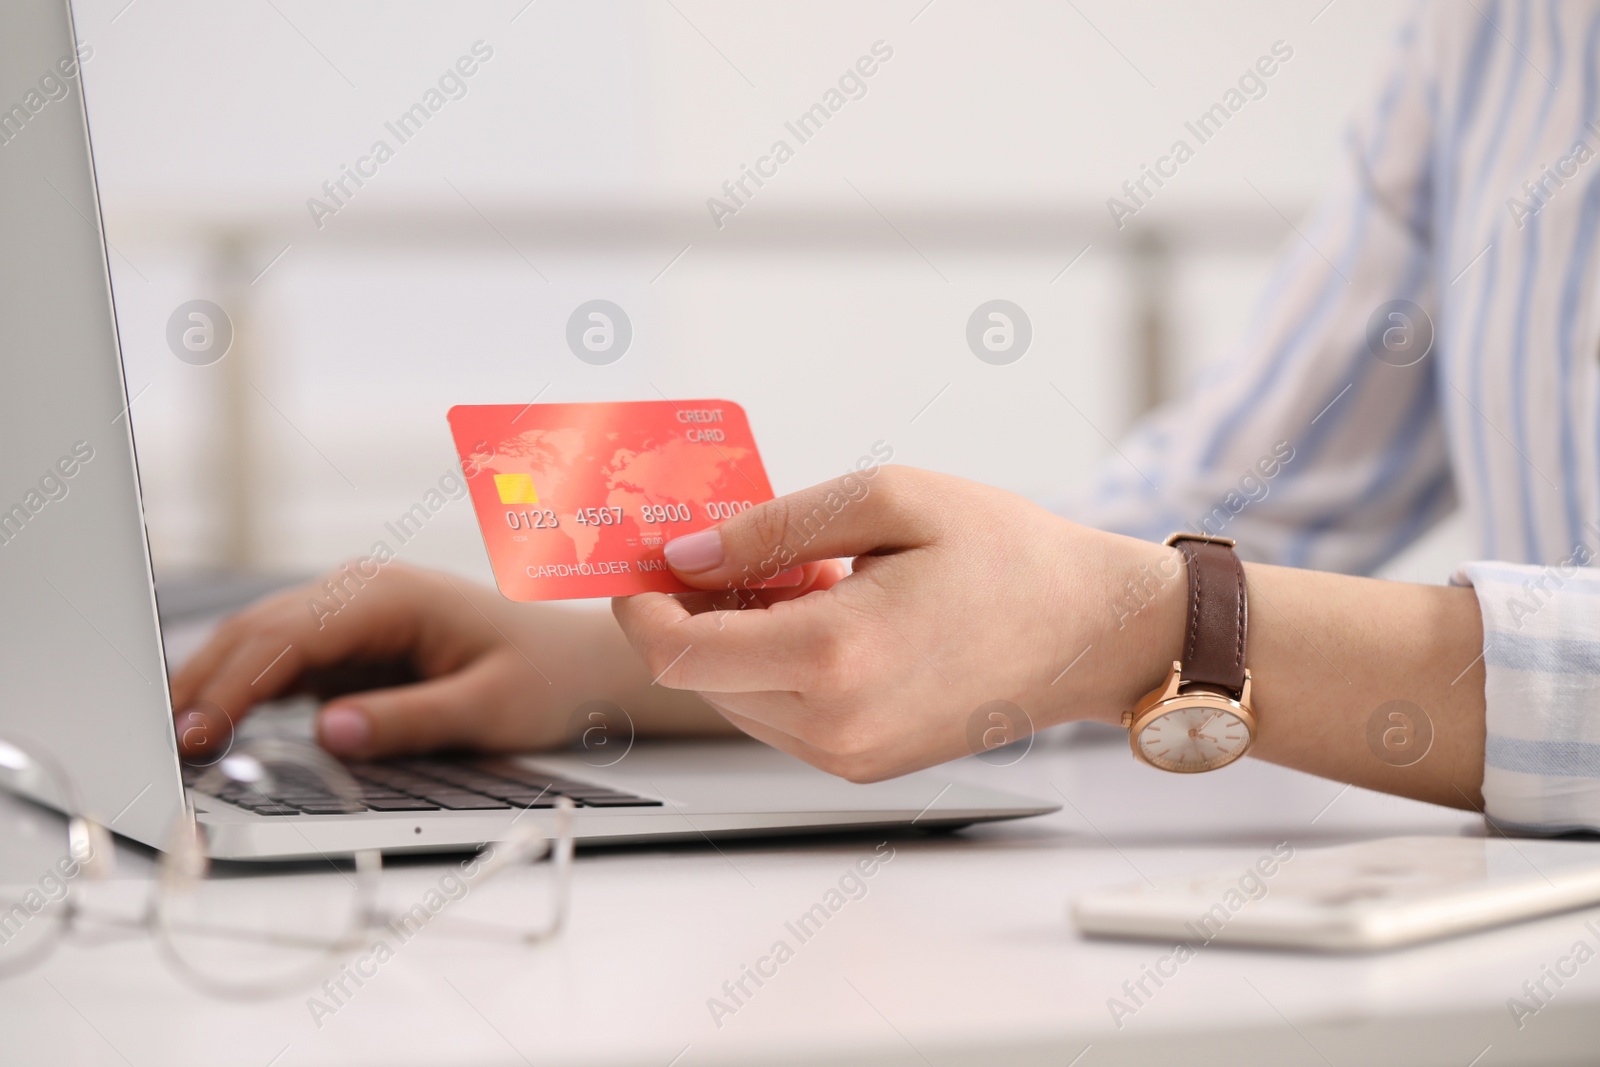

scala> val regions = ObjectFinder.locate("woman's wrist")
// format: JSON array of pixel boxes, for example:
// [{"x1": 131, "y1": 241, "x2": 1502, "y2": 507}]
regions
[
  {"x1": 1041, "y1": 526, "x2": 1186, "y2": 729},
  {"x1": 1048, "y1": 528, "x2": 1489, "y2": 810},
  {"x1": 1238, "y1": 561, "x2": 1486, "y2": 807}
]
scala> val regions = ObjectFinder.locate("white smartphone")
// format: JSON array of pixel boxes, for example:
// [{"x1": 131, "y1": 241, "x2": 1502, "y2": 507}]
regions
[{"x1": 1071, "y1": 836, "x2": 1600, "y2": 951}]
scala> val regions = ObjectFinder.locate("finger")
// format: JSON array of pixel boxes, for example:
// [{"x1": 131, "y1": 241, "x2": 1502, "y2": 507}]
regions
[
  {"x1": 169, "y1": 626, "x2": 239, "y2": 714},
  {"x1": 753, "y1": 559, "x2": 848, "y2": 604},
  {"x1": 670, "y1": 559, "x2": 846, "y2": 615},
  {"x1": 316, "y1": 657, "x2": 510, "y2": 759},
  {"x1": 660, "y1": 467, "x2": 920, "y2": 592},
  {"x1": 170, "y1": 622, "x2": 254, "y2": 757},
  {"x1": 611, "y1": 590, "x2": 842, "y2": 693},
  {"x1": 700, "y1": 690, "x2": 847, "y2": 751},
  {"x1": 701, "y1": 696, "x2": 826, "y2": 761},
  {"x1": 178, "y1": 626, "x2": 319, "y2": 756},
  {"x1": 175, "y1": 580, "x2": 419, "y2": 755},
  {"x1": 168, "y1": 599, "x2": 292, "y2": 713},
  {"x1": 708, "y1": 697, "x2": 931, "y2": 784},
  {"x1": 173, "y1": 624, "x2": 292, "y2": 757}
]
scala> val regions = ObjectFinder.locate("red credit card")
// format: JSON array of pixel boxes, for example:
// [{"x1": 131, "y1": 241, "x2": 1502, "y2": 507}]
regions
[{"x1": 447, "y1": 400, "x2": 779, "y2": 601}]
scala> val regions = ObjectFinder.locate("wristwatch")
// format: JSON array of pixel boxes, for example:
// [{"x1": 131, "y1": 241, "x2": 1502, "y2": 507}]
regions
[{"x1": 1120, "y1": 533, "x2": 1256, "y2": 773}]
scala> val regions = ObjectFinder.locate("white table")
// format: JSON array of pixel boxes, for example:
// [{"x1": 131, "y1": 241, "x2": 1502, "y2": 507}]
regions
[{"x1": 4, "y1": 734, "x2": 1598, "y2": 1067}]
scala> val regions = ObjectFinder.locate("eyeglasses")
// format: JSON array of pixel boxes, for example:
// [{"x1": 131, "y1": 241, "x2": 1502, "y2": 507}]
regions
[{"x1": 0, "y1": 733, "x2": 573, "y2": 999}]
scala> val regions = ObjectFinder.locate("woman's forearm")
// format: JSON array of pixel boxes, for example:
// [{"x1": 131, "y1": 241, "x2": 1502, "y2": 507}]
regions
[
  {"x1": 589, "y1": 521, "x2": 1492, "y2": 808},
  {"x1": 1095, "y1": 545, "x2": 1488, "y2": 809},
  {"x1": 1245, "y1": 561, "x2": 1486, "y2": 808}
]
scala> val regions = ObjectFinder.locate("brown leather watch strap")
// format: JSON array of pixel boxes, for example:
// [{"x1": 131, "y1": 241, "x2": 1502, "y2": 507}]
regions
[{"x1": 1165, "y1": 534, "x2": 1248, "y2": 696}]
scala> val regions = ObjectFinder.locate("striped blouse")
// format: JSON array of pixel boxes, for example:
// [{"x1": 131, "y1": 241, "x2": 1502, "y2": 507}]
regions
[{"x1": 1078, "y1": 0, "x2": 1600, "y2": 832}]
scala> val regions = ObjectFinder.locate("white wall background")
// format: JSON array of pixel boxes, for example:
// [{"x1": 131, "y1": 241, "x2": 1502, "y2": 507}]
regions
[{"x1": 66, "y1": 0, "x2": 1457, "y2": 588}]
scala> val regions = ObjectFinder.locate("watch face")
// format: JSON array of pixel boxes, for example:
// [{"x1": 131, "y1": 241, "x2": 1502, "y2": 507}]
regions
[{"x1": 1136, "y1": 704, "x2": 1250, "y2": 772}]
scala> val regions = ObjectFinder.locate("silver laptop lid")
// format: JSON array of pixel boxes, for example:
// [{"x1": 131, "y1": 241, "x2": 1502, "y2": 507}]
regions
[{"x1": 0, "y1": 0, "x2": 184, "y2": 847}]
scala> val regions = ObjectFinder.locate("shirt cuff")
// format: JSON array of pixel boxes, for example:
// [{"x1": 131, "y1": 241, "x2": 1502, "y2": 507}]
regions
[{"x1": 1453, "y1": 560, "x2": 1600, "y2": 834}]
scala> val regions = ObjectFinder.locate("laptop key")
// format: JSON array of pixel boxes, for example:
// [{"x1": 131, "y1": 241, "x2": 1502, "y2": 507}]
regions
[
  {"x1": 577, "y1": 796, "x2": 663, "y2": 807},
  {"x1": 363, "y1": 797, "x2": 442, "y2": 812},
  {"x1": 499, "y1": 796, "x2": 559, "y2": 808},
  {"x1": 294, "y1": 802, "x2": 366, "y2": 815},
  {"x1": 476, "y1": 783, "x2": 557, "y2": 801},
  {"x1": 472, "y1": 763, "x2": 570, "y2": 787},
  {"x1": 243, "y1": 804, "x2": 303, "y2": 816},
  {"x1": 428, "y1": 773, "x2": 525, "y2": 795},
  {"x1": 230, "y1": 797, "x2": 288, "y2": 809},
  {"x1": 355, "y1": 769, "x2": 433, "y2": 788},
  {"x1": 417, "y1": 793, "x2": 513, "y2": 810},
  {"x1": 497, "y1": 782, "x2": 571, "y2": 797}
]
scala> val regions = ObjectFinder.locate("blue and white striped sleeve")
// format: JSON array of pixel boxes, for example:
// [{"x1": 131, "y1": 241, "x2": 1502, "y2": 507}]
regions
[
  {"x1": 1072, "y1": 5, "x2": 1455, "y2": 576},
  {"x1": 1455, "y1": 559, "x2": 1600, "y2": 834}
]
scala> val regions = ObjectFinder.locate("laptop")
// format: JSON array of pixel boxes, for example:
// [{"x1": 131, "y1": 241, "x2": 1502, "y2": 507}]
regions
[{"x1": 0, "y1": 0, "x2": 1056, "y2": 859}]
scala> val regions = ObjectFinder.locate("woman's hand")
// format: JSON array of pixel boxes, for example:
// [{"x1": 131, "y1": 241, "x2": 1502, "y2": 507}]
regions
[
  {"x1": 170, "y1": 559, "x2": 843, "y2": 763},
  {"x1": 611, "y1": 465, "x2": 1183, "y2": 782},
  {"x1": 170, "y1": 564, "x2": 594, "y2": 760}
]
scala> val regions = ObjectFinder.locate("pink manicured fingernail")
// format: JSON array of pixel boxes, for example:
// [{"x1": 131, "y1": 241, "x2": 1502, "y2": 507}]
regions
[
  {"x1": 663, "y1": 529, "x2": 724, "y2": 572},
  {"x1": 766, "y1": 566, "x2": 804, "y2": 587},
  {"x1": 319, "y1": 705, "x2": 370, "y2": 755}
]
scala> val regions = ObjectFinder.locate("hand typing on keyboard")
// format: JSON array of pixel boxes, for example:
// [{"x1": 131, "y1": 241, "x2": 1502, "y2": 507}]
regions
[{"x1": 168, "y1": 561, "x2": 840, "y2": 762}]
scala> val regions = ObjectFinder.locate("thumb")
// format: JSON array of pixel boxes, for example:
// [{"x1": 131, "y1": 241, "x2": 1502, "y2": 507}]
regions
[
  {"x1": 661, "y1": 466, "x2": 921, "y2": 592},
  {"x1": 315, "y1": 661, "x2": 504, "y2": 759}
]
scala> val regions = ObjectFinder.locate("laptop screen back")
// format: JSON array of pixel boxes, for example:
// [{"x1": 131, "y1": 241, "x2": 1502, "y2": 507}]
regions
[{"x1": 0, "y1": 0, "x2": 185, "y2": 848}]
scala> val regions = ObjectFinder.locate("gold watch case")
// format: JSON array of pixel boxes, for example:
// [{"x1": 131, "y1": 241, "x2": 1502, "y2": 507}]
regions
[{"x1": 1120, "y1": 661, "x2": 1256, "y2": 773}]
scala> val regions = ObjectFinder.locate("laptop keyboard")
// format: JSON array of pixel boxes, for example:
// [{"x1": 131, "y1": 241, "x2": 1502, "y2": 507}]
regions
[{"x1": 182, "y1": 756, "x2": 662, "y2": 816}]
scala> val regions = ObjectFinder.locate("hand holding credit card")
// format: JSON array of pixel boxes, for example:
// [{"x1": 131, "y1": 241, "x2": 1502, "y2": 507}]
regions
[{"x1": 447, "y1": 400, "x2": 793, "y2": 601}]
